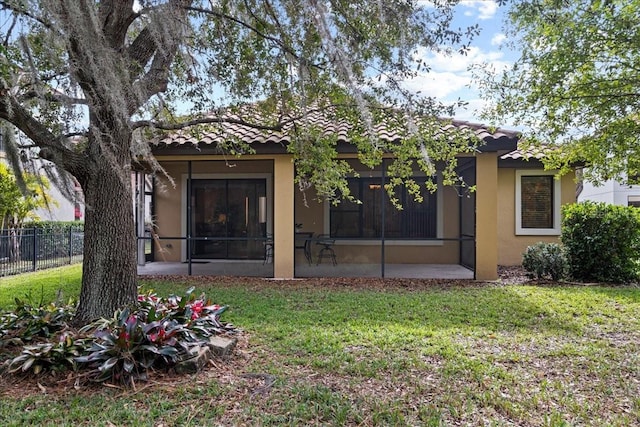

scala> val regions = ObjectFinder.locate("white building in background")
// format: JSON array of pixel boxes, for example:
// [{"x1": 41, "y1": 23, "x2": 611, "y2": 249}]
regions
[
  {"x1": 0, "y1": 134, "x2": 83, "y2": 222},
  {"x1": 33, "y1": 183, "x2": 82, "y2": 222},
  {"x1": 579, "y1": 178, "x2": 640, "y2": 207}
]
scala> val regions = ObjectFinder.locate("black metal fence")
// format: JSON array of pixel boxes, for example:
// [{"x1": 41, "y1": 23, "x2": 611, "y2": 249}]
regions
[{"x1": 0, "y1": 225, "x2": 84, "y2": 277}]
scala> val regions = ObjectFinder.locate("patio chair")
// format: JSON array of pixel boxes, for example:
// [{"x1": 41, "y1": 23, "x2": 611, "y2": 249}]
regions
[
  {"x1": 295, "y1": 231, "x2": 314, "y2": 265},
  {"x1": 315, "y1": 234, "x2": 337, "y2": 266},
  {"x1": 263, "y1": 233, "x2": 274, "y2": 265}
]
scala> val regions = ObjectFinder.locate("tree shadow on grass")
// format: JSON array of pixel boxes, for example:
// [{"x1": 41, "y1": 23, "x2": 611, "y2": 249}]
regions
[{"x1": 223, "y1": 285, "x2": 589, "y2": 339}]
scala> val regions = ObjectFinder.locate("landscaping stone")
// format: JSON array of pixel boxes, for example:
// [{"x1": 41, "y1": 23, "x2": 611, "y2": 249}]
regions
[
  {"x1": 174, "y1": 336, "x2": 237, "y2": 374},
  {"x1": 208, "y1": 335, "x2": 237, "y2": 358},
  {"x1": 175, "y1": 345, "x2": 212, "y2": 374}
]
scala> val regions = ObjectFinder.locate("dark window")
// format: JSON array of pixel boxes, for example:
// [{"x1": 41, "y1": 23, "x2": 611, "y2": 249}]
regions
[
  {"x1": 190, "y1": 179, "x2": 266, "y2": 259},
  {"x1": 521, "y1": 175, "x2": 554, "y2": 228},
  {"x1": 330, "y1": 177, "x2": 437, "y2": 238}
]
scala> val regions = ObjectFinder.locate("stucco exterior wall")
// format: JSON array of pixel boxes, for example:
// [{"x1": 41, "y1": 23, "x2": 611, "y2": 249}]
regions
[
  {"x1": 497, "y1": 168, "x2": 577, "y2": 266},
  {"x1": 475, "y1": 153, "x2": 499, "y2": 280}
]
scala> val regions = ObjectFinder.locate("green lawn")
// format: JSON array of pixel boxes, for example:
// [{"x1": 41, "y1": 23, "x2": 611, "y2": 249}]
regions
[
  {"x1": 0, "y1": 264, "x2": 82, "y2": 307},
  {"x1": 1, "y1": 266, "x2": 640, "y2": 426}
]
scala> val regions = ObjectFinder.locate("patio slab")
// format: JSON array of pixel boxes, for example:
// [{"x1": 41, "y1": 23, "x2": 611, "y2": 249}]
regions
[{"x1": 137, "y1": 261, "x2": 473, "y2": 280}]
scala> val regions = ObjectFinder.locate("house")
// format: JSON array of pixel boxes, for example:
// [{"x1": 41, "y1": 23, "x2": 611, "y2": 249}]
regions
[
  {"x1": 579, "y1": 176, "x2": 640, "y2": 207},
  {"x1": 137, "y1": 109, "x2": 577, "y2": 280}
]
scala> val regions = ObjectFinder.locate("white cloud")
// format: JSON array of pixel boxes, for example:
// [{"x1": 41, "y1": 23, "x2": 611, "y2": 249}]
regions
[
  {"x1": 450, "y1": 98, "x2": 489, "y2": 122},
  {"x1": 414, "y1": 46, "x2": 509, "y2": 74},
  {"x1": 459, "y1": 1, "x2": 498, "y2": 20},
  {"x1": 417, "y1": 0, "x2": 498, "y2": 20},
  {"x1": 402, "y1": 45, "x2": 513, "y2": 122},
  {"x1": 389, "y1": 1, "x2": 513, "y2": 122},
  {"x1": 491, "y1": 33, "x2": 507, "y2": 46},
  {"x1": 403, "y1": 71, "x2": 471, "y2": 99}
]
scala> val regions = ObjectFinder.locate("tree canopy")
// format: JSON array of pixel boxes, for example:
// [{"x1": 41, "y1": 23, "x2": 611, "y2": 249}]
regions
[
  {"x1": 476, "y1": 0, "x2": 640, "y2": 183},
  {"x1": 0, "y1": 0, "x2": 482, "y2": 322},
  {"x1": 0, "y1": 162, "x2": 52, "y2": 230}
]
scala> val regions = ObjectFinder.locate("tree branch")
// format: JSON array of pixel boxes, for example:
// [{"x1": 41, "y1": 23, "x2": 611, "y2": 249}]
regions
[
  {"x1": 131, "y1": 115, "x2": 285, "y2": 132},
  {"x1": 17, "y1": 90, "x2": 88, "y2": 106},
  {"x1": 98, "y1": 0, "x2": 137, "y2": 49},
  {"x1": 126, "y1": 27, "x2": 156, "y2": 73},
  {"x1": 129, "y1": 102, "x2": 401, "y2": 133},
  {"x1": 0, "y1": 87, "x2": 86, "y2": 177},
  {"x1": 0, "y1": 1, "x2": 57, "y2": 33},
  {"x1": 3, "y1": 10, "x2": 18, "y2": 46},
  {"x1": 128, "y1": 0, "x2": 192, "y2": 113},
  {"x1": 553, "y1": 92, "x2": 640, "y2": 102}
]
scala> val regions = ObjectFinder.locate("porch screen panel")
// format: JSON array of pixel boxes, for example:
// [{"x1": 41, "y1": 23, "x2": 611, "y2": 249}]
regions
[
  {"x1": 190, "y1": 179, "x2": 266, "y2": 259},
  {"x1": 330, "y1": 179, "x2": 360, "y2": 237},
  {"x1": 227, "y1": 180, "x2": 265, "y2": 259},
  {"x1": 192, "y1": 180, "x2": 226, "y2": 259},
  {"x1": 331, "y1": 177, "x2": 436, "y2": 238},
  {"x1": 521, "y1": 175, "x2": 553, "y2": 229}
]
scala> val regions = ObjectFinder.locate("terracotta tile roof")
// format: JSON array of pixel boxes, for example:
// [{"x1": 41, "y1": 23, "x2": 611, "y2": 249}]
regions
[
  {"x1": 500, "y1": 146, "x2": 550, "y2": 160},
  {"x1": 153, "y1": 106, "x2": 520, "y2": 148}
]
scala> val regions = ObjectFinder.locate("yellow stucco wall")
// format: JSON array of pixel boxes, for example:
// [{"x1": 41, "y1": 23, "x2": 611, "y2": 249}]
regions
[
  {"x1": 475, "y1": 154, "x2": 499, "y2": 280},
  {"x1": 273, "y1": 156, "x2": 295, "y2": 277},
  {"x1": 497, "y1": 168, "x2": 577, "y2": 266}
]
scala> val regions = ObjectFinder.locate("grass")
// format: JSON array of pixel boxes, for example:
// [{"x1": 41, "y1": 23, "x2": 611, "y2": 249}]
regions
[
  {"x1": 2, "y1": 266, "x2": 640, "y2": 426},
  {"x1": 0, "y1": 264, "x2": 82, "y2": 308}
]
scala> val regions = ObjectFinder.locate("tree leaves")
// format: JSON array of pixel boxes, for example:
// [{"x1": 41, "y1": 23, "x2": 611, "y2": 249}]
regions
[{"x1": 477, "y1": 0, "x2": 640, "y2": 183}]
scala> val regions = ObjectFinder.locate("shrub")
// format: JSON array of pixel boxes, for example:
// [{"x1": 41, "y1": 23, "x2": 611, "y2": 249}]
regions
[
  {"x1": 522, "y1": 242, "x2": 568, "y2": 281},
  {"x1": 1, "y1": 287, "x2": 235, "y2": 384},
  {"x1": 7, "y1": 331, "x2": 89, "y2": 374},
  {"x1": 0, "y1": 297, "x2": 75, "y2": 345},
  {"x1": 0, "y1": 298, "x2": 81, "y2": 374},
  {"x1": 75, "y1": 287, "x2": 232, "y2": 384},
  {"x1": 561, "y1": 201, "x2": 640, "y2": 283}
]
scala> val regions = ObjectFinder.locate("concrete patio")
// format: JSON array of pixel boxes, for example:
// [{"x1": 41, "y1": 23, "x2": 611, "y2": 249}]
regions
[{"x1": 137, "y1": 261, "x2": 474, "y2": 280}]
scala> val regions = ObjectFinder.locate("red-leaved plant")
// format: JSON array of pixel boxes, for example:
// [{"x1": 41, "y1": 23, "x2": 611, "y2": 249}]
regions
[
  {"x1": 75, "y1": 287, "x2": 232, "y2": 384},
  {"x1": 5, "y1": 287, "x2": 233, "y2": 385}
]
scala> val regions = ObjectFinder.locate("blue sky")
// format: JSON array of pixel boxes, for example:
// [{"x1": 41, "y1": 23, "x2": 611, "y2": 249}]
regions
[{"x1": 410, "y1": 1, "x2": 518, "y2": 124}]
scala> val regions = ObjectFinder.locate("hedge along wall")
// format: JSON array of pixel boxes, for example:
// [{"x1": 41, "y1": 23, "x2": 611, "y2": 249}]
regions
[{"x1": 561, "y1": 201, "x2": 640, "y2": 283}]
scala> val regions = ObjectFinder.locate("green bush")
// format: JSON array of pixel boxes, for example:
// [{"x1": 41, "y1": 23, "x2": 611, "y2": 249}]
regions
[
  {"x1": 23, "y1": 220, "x2": 84, "y2": 230},
  {"x1": 561, "y1": 201, "x2": 640, "y2": 283},
  {"x1": 0, "y1": 297, "x2": 75, "y2": 345},
  {"x1": 522, "y1": 242, "x2": 568, "y2": 281},
  {"x1": 17, "y1": 221, "x2": 84, "y2": 259},
  {"x1": 1, "y1": 287, "x2": 235, "y2": 385}
]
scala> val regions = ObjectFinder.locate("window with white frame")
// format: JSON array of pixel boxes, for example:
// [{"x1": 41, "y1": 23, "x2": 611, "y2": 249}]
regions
[{"x1": 515, "y1": 170, "x2": 561, "y2": 235}]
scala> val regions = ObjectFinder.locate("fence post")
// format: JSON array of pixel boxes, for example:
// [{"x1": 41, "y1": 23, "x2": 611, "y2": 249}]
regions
[
  {"x1": 68, "y1": 226, "x2": 73, "y2": 264},
  {"x1": 32, "y1": 227, "x2": 37, "y2": 272}
]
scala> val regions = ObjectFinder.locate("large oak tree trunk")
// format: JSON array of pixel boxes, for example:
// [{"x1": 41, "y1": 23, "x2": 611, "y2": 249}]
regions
[{"x1": 74, "y1": 139, "x2": 138, "y2": 324}]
